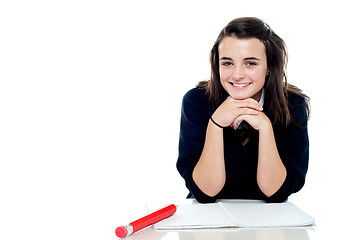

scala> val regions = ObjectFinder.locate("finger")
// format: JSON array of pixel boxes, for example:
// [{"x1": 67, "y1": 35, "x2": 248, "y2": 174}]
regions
[
  {"x1": 232, "y1": 115, "x2": 246, "y2": 129},
  {"x1": 234, "y1": 107, "x2": 260, "y2": 116},
  {"x1": 232, "y1": 98, "x2": 263, "y2": 111}
]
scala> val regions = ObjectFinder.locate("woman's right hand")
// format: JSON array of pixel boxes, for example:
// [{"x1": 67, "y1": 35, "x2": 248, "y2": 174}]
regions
[{"x1": 211, "y1": 97, "x2": 263, "y2": 128}]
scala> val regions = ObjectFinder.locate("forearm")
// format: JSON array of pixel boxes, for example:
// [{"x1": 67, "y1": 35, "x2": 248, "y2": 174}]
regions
[
  {"x1": 257, "y1": 123, "x2": 287, "y2": 197},
  {"x1": 192, "y1": 120, "x2": 226, "y2": 197}
]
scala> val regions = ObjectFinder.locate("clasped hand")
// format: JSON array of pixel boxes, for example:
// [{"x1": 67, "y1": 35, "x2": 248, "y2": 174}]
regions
[{"x1": 211, "y1": 97, "x2": 271, "y2": 131}]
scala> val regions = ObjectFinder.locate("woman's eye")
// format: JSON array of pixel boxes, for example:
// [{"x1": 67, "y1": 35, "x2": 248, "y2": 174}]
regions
[
  {"x1": 221, "y1": 62, "x2": 232, "y2": 66},
  {"x1": 246, "y1": 62, "x2": 257, "y2": 66}
]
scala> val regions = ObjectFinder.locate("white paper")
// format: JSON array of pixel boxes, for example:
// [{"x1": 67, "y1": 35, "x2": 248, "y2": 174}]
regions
[
  {"x1": 221, "y1": 202, "x2": 315, "y2": 228},
  {"x1": 153, "y1": 201, "x2": 315, "y2": 230},
  {"x1": 154, "y1": 203, "x2": 236, "y2": 229}
]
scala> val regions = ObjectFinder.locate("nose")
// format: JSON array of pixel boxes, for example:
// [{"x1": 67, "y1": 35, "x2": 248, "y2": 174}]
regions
[{"x1": 233, "y1": 66, "x2": 246, "y2": 80}]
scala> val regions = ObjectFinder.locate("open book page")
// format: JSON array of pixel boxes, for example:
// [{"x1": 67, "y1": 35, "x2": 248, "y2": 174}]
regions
[
  {"x1": 221, "y1": 202, "x2": 315, "y2": 228},
  {"x1": 153, "y1": 203, "x2": 236, "y2": 230},
  {"x1": 153, "y1": 201, "x2": 315, "y2": 230}
]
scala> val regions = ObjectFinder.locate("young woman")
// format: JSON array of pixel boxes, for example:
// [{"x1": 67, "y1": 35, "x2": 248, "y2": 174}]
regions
[{"x1": 176, "y1": 17, "x2": 310, "y2": 203}]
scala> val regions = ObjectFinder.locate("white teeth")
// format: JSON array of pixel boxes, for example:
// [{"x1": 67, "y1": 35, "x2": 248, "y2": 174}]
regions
[{"x1": 232, "y1": 83, "x2": 251, "y2": 87}]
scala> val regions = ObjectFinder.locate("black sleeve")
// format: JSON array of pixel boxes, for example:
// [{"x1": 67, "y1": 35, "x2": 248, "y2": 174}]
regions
[
  {"x1": 176, "y1": 88, "x2": 218, "y2": 203},
  {"x1": 264, "y1": 96, "x2": 309, "y2": 203}
]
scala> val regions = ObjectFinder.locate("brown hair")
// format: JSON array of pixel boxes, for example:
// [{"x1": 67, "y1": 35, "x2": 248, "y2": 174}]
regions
[{"x1": 198, "y1": 17, "x2": 310, "y2": 126}]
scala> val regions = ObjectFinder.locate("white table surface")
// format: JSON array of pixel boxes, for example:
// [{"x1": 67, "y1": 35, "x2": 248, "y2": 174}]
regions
[{"x1": 127, "y1": 226, "x2": 315, "y2": 240}]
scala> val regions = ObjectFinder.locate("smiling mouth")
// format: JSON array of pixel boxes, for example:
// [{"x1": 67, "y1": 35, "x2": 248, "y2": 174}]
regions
[{"x1": 231, "y1": 82, "x2": 251, "y2": 87}]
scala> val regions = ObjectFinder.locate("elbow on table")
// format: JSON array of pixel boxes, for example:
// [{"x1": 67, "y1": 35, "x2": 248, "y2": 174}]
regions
[
  {"x1": 192, "y1": 173, "x2": 225, "y2": 198},
  {"x1": 198, "y1": 180, "x2": 225, "y2": 198},
  {"x1": 203, "y1": 186, "x2": 223, "y2": 198}
]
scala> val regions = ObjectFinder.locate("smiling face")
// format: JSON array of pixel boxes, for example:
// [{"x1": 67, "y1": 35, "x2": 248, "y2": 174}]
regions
[{"x1": 219, "y1": 36, "x2": 268, "y2": 101}]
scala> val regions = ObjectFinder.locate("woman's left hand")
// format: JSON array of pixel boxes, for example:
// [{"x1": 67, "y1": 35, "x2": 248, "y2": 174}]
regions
[{"x1": 231, "y1": 110, "x2": 271, "y2": 131}]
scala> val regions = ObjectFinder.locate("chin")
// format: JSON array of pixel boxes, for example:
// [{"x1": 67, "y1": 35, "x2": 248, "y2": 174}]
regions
[
  {"x1": 227, "y1": 87, "x2": 262, "y2": 101},
  {"x1": 229, "y1": 93, "x2": 251, "y2": 100},
  {"x1": 231, "y1": 96, "x2": 248, "y2": 100}
]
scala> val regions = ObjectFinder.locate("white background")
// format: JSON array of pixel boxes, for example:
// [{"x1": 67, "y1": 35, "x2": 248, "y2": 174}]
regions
[{"x1": 1, "y1": 1, "x2": 360, "y2": 239}]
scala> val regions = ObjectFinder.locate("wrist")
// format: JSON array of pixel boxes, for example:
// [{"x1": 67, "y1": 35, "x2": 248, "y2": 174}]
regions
[
  {"x1": 258, "y1": 120, "x2": 273, "y2": 134},
  {"x1": 210, "y1": 116, "x2": 227, "y2": 129}
]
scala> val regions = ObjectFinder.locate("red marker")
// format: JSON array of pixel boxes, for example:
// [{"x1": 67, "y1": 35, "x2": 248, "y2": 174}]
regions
[{"x1": 115, "y1": 204, "x2": 177, "y2": 238}]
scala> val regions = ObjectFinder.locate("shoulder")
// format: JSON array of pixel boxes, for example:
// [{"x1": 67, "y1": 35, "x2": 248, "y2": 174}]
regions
[
  {"x1": 288, "y1": 93, "x2": 306, "y2": 108},
  {"x1": 181, "y1": 87, "x2": 211, "y2": 121},
  {"x1": 183, "y1": 87, "x2": 208, "y2": 103},
  {"x1": 182, "y1": 87, "x2": 209, "y2": 111},
  {"x1": 287, "y1": 92, "x2": 309, "y2": 127}
]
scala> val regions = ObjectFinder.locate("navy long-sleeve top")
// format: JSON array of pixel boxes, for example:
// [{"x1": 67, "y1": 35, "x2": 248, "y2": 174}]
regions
[{"x1": 176, "y1": 87, "x2": 309, "y2": 203}]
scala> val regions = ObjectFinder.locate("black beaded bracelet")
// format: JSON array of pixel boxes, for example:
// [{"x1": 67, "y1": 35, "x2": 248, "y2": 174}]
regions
[{"x1": 210, "y1": 117, "x2": 226, "y2": 129}]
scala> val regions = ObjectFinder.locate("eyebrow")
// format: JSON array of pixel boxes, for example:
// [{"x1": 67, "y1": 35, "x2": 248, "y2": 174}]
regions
[
  {"x1": 244, "y1": 57, "x2": 261, "y2": 61},
  {"x1": 219, "y1": 57, "x2": 232, "y2": 61},
  {"x1": 219, "y1": 57, "x2": 261, "y2": 61}
]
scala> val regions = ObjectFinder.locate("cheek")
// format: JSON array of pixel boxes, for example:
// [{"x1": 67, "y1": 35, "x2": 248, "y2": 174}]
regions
[
  {"x1": 219, "y1": 70, "x2": 228, "y2": 90},
  {"x1": 219, "y1": 68, "x2": 231, "y2": 82},
  {"x1": 249, "y1": 70, "x2": 266, "y2": 84}
]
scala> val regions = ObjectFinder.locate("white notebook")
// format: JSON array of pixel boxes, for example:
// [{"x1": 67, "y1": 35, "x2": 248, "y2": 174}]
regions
[{"x1": 154, "y1": 202, "x2": 315, "y2": 229}]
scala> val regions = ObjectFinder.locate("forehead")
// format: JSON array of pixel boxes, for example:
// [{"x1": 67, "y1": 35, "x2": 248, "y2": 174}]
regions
[{"x1": 218, "y1": 36, "x2": 266, "y2": 58}]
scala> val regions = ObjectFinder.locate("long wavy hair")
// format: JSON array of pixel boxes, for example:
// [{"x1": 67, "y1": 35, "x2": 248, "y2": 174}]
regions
[{"x1": 198, "y1": 17, "x2": 310, "y2": 126}]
